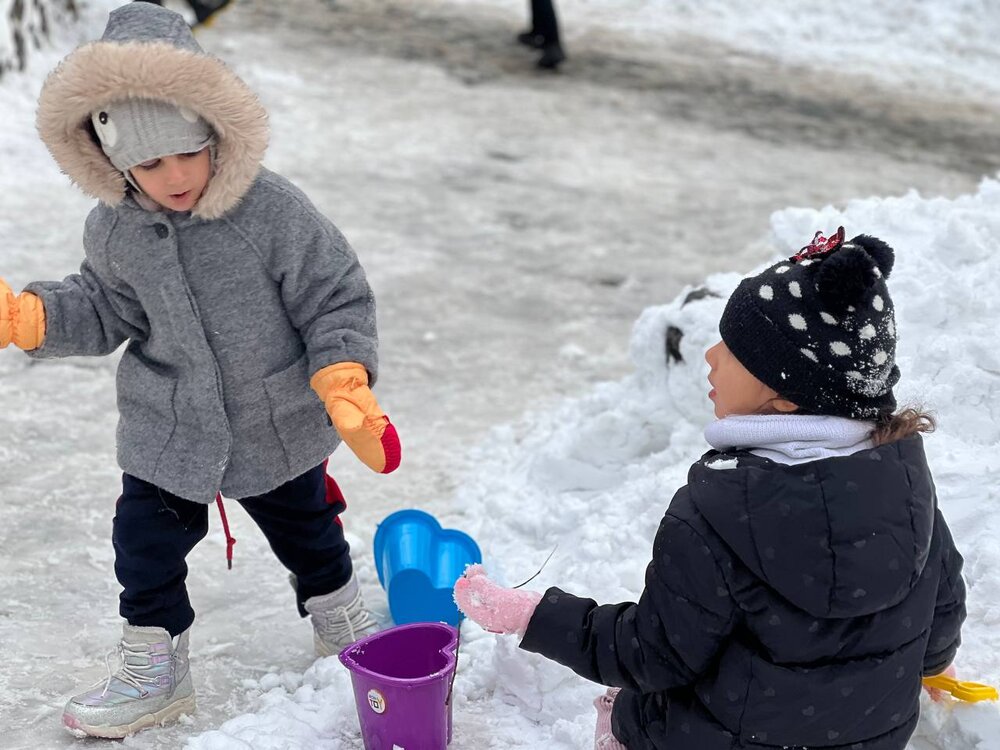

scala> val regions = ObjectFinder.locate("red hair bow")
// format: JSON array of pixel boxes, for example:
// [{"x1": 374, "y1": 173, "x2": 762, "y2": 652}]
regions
[{"x1": 793, "y1": 226, "x2": 845, "y2": 262}]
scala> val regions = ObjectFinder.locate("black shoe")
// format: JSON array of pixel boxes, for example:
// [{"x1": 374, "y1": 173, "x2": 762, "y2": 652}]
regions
[
  {"x1": 537, "y1": 42, "x2": 566, "y2": 70},
  {"x1": 517, "y1": 30, "x2": 546, "y2": 49}
]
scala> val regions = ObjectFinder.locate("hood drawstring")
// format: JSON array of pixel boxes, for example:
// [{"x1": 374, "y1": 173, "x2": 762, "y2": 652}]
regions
[{"x1": 215, "y1": 492, "x2": 237, "y2": 569}]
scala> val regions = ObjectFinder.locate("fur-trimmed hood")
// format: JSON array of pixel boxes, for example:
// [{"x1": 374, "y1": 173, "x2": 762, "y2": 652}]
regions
[{"x1": 36, "y1": 2, "x2": 268, "y2": 219}]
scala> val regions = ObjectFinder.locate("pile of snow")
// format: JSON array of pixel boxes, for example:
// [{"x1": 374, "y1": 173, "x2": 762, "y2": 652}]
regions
[{"x1": 189, "y1": 183, "x2": 1000, "y2": 748}]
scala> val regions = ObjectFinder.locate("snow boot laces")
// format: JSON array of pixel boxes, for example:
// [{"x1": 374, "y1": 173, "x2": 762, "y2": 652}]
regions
[
  {"x1": 305, "y1": 573, "x2": 379, "y2": 656},
  {"x1": 62, "y1": 624, "x2": 195, "y2": 738}
]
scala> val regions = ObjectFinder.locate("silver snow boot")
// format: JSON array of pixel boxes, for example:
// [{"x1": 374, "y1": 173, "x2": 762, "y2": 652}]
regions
[
  {"x1": 62, "y1": 624, "x2": 195, "y2": 738},
  {"x1": 305, "y1": 573, "x2": 379, "y2": 656}
]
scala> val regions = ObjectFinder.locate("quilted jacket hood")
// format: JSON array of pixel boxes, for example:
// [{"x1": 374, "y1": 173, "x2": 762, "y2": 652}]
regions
[{"x1": 689, "y1": 435, "x2": 935, "y2": 618}]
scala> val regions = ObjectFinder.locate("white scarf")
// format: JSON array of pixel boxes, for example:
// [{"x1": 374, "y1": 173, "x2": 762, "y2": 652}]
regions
[{"x1": 703, "y1": 414, "x2": 875, "y2": 465}]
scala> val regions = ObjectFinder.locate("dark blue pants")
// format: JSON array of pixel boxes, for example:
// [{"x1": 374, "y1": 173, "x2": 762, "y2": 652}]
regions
[{"x1": 113, "y1": 464, "x2": 352, "y2": 637}]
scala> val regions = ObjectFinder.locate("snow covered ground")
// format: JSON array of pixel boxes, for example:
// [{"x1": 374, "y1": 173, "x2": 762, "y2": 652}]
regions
[
  {"x1": 444, "y1": 0, "x2": 1000, "y2": 100},
  {"x1": 1, "y1": 0, "x2": 999, "y2": 748}
]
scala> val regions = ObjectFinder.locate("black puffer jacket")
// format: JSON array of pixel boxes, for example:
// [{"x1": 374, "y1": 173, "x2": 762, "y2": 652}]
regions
[{"x1": 520, "y1": 435, "x2": 966, "y2": 749}]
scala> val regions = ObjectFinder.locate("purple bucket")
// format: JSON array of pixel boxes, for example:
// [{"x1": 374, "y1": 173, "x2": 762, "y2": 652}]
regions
[{"x1": 339, "y1": 623, "x2": 459, "y2": 750}]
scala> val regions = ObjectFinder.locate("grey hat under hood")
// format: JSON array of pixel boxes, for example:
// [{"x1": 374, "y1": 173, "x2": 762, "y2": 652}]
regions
[
  {"x1": 36, "y1": 2, "x2": 268, "y2": 219},
  {"x1": 91, "y1": 98, "x2": 215, "y2": 174}
]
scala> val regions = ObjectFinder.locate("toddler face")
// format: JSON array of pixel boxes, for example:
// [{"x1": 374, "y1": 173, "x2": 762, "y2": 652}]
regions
[
  {"x1": 130, "y1": 147, "x2": 211, "y2": 212},
  {"x1": 704, "y1": 341, "x2": 796, "y2": 418}
]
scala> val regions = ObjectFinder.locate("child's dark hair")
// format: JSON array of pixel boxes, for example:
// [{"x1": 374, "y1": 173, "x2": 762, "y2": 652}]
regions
[{"x1": 871, "y1": 407, "x2": 935, "y2": 446}]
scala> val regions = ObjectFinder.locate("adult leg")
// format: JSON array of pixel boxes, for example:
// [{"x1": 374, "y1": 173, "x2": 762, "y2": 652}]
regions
[
  {"x1": 114, "y1": 474, "x2": 209, "y2": 637},
  {"x1": 186, "y1": 0, "x2": 234, "y2": 26},
  {"x1": 132, "y1": 0, "x2": 233, "y2": 28},
  {"x1": 518, "y1": 0, "x2": 545, "y2": 48},
  {"x1": 531, "y1": 0, "x2": 566, "y2": 69},
  {"x1": 531, "y1": 0, "x2": 561, "y2": 45}
]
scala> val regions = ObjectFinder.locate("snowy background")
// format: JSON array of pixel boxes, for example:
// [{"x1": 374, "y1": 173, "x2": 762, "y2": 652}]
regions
[{"x1": 2, "y1": 0, "x2": 1000, "y2": 748}]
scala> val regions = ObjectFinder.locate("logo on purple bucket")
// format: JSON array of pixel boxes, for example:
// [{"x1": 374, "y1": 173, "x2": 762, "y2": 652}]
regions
[{"x1": 367, "y1": 689, "x2": 386, "y2": 714}]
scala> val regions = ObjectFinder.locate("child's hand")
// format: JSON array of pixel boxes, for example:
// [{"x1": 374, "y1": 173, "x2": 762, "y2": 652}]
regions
[
  {"x1": 310, "y1": 362, "x2": 401, "y2": 474},
  {"x1": 453, "y1": 564, "x2": 543, "y2": 636},
  {"x1": 924, "y1": 664, "x2": 958, "y2": 702},
  {"x1": 0, "y1": 279, "x2": 45, "y2": 351}
]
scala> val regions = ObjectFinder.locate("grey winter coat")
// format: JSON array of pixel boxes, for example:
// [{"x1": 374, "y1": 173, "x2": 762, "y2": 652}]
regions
[{"x1": 30, "y1": 3, "x2": 377, "y2": 502}]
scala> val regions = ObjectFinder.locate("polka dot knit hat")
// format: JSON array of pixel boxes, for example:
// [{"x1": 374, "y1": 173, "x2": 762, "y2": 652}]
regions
[{"x1": 719, "y1": 227, "x2": 900, "y2": 419}]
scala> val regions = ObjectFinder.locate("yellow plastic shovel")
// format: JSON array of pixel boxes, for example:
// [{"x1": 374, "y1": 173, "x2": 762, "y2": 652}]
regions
[{"x1": 922, "y1": 674, "x2": 999, "y2": 703}]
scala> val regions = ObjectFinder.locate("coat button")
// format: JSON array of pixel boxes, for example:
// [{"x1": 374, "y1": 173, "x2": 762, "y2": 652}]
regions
[{"x1": 154, "y1": 223, "x2": 169, "y2": 239}]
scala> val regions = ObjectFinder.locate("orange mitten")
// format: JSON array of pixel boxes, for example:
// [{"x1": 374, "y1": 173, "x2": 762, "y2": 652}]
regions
[
  {"x1": 0, "y1": 279, "x2": 45, "y2": 351},
  {"x1": 310, "y1": 362, "x2": 401, "y2": 474}
]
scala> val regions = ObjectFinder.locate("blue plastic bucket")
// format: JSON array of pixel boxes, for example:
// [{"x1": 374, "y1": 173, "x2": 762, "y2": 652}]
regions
[{"x1": 373, "y1": 509, "x2": 481, "y2": 625}]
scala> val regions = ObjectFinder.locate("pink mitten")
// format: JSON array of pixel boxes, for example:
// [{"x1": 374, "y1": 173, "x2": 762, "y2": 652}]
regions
[
  {"x1": 453, "y1": 564, "x2": 543, "y2": 636},
  {"x1": 594, "y1": 688, "x2": 626, "y2": 750}
]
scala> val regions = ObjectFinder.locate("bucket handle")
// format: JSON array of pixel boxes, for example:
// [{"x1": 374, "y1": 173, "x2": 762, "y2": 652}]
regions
[
  {"x1": 446, "y1": 626, "x2": 461, "y2": 707},
  {"x1": 446, "y1": 547, "x2": 555, "y2": 707}
]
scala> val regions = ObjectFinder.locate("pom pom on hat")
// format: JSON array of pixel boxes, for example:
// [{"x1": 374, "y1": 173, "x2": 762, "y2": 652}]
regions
[
  {"x1": 815, "y1": 234, "x2": 896, "y2": 310},
  {"x1": 815, "y1": 246, "x2": 880, "y2": 312},
  {"x1": 850, "y1": 234, "x2": 895, "y2": 277}
]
